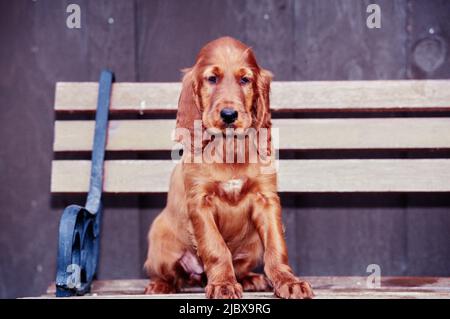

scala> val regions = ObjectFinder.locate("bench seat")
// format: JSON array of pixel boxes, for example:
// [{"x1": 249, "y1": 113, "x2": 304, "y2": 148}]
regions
[{"x1": 43, "y1": 277, "x2": 450, "y2": 299}]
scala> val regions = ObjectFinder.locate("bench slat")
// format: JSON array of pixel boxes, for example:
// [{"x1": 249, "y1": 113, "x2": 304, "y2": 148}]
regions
[
  {"x1": 36, "y1": 290, "x2": 450, "y2": 299},
  {"x1": 54, "y1": 119, "x2": 176, "y2": 151},
  {"x1": 54, "y1": 80, "x2": 450, "y2": 112},
  {"x1": 44, "y1": 277, "x2": 450, "y2": 298},
  {"x1": 51, "y1": 159, "x2": 450, "y2": 193},
  {"x1": 54, "y1": 118, "x2": 450, "y2": 152}
]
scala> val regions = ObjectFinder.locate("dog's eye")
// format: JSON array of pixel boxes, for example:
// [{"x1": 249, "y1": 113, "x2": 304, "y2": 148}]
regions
[
  {"x1": 207, "y1": 76, "x2": 218, "y2": 84},
  {"x1": 240, "y1": 76, "x2": 250, "y2": 85}
]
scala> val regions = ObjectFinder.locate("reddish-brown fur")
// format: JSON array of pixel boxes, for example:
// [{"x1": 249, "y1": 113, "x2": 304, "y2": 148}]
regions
[{"x1": 144, "y1": 37, "x2": 313, "y2": 299}]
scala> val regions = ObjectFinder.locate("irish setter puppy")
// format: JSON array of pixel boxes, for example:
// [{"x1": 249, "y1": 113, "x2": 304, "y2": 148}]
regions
[{"x1": 144, "y1": 36, "x2": 313, "y2": 299}]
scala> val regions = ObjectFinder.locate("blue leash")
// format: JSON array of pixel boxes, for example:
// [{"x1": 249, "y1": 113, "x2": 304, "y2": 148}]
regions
[{"x1": 55, "y1": 70, "x2": 113, "y2": 297}]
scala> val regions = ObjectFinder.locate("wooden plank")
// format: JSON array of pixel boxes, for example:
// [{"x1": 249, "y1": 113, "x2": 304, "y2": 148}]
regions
[
  {"x1": 33, "y1": 290, "x2": 450, "y2": 299},
  {"x1": 293, "y1": 0, "x2": 408, "y2": 81},
  {"x1": 55, "y1": 82, "x2": 179, "y2": 113},
  {"x1": 54, "y1": 80, "x2": 450, "y2": 112},
  {"x1": 51, "y1": 159, "x2": 450, "y2": 193},
  {"x1": 54, "y1": 118, "x2": 450, "y2": 152},
  {"x1": 51, "y1": 160, "x2": 174, "y2": 193},
  {"x1": 243, "y1": 0, "x2": 296, "y2": 80},
  {"x1": 407, "y1": 1, "x2": 450, "y2": 79},
  {"x1": 406, "y1": 206, "x2": 450, "y2": 275},
  {"x1": 54, "y1": 120, "x2": 176, "y2": 151},
  {"x1": 289, "y1": 203, "x2": 408, "y2": 276},
  {"x1": 278, "y1": 159, "x2": 450, "y2": 192},
  {"x1": 43, "y1": 277, "x2": 450, "y2": 299},
  {"x1": 135, "y1": 0, "x2": 248, "y2": 82}
]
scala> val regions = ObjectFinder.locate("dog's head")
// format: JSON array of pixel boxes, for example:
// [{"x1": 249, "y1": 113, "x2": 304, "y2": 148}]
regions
[{"x1": 176, "y1": 37, "x2": 272, "y2": 139}]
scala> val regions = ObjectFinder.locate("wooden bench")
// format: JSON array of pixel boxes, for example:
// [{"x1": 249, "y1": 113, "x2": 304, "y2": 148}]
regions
[{"x1": 50, "y1": 71, "x2": 450, "y2": 298}]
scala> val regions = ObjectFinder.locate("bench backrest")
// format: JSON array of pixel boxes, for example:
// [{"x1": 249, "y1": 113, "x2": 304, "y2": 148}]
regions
[{"x1": 51, "y1": 80, "x2": 450, "y2": 193}]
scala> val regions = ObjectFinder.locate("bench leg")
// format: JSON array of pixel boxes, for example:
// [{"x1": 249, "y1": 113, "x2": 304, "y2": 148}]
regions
[
  {"x1": 55, "y1": 204, "x2": 102, "y2": 297},
  {"x1": 54, "y1": 70, "x2": 112, "y2": 297}
]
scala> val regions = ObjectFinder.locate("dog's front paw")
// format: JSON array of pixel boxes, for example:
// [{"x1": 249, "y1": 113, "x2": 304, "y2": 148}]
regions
[
  {"x1": 273, "y1": 277, "x2": 314, "y2": 299},
  {"x1": 205, "y1": 282, "x2": 243, "y2": 299}
]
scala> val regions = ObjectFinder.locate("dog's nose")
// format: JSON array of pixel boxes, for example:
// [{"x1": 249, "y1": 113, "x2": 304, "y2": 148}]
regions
[{"x1": 220, "y1": 108, "x2": 238, "y2": 124}]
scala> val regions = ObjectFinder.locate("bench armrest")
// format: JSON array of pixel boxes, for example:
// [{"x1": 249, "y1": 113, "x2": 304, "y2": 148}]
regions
[{"x1": 55, "y1": 70, "x2": 113, "y2": 297}]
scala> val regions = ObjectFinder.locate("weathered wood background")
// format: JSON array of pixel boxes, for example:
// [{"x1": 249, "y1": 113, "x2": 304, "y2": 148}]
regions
[{"x1": 0, "y1": 0, "x2": 449, "y2": 298}]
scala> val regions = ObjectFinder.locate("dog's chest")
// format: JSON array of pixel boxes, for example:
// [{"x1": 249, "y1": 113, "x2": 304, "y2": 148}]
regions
[
  {"x1": 213, "y1": 177, "x2": 254, "y2": 241},
  {"x1": 215, "y1": 177, "x2": 249, "y2": 203},
  {"x1": 220, "y1": 178, "x2": 244, "y2": 194}
]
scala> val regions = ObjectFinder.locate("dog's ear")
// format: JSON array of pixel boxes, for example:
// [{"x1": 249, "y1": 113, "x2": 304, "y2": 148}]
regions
[
  {"x1": 252, "y1": 68, "x2": 273, "y2": 159},
  {"x1": 175, "y1": 68, "x2": 202, "y2": 143},
  {"x1": 253, "y1": 68, "x2": 273, "y2": 130}
]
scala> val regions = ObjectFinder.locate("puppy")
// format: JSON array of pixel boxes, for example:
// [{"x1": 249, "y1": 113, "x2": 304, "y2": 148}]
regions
[{"x1": 144, "y1": 36, "x2": 313, "y2": 299}]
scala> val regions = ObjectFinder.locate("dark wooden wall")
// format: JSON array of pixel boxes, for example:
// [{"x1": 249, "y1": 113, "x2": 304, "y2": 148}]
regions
[{"x1": 0, "y1": 0, "x2": 449, "y2": 298}]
